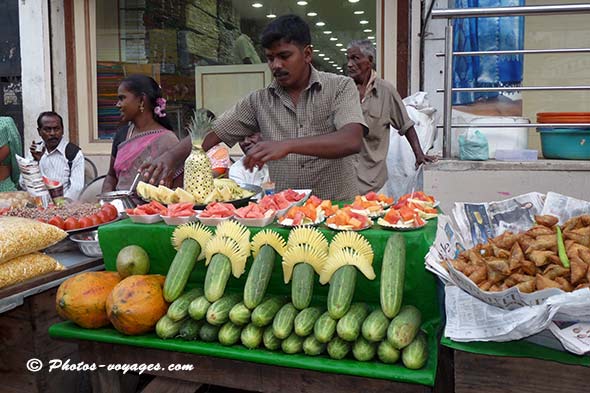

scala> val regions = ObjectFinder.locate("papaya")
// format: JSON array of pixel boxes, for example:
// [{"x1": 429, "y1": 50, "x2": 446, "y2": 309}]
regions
[
  {"x1": 56, "y1": 271, "x2": 121, "y2": 328},
  {"x1": 106, "y1": 274, "x2": 168, "y2": 335}
]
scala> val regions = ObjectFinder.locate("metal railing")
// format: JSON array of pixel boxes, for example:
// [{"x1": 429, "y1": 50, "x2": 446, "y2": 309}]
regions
[{"x1": 432, "y1": 3, "x2": 590, "y2": 158}]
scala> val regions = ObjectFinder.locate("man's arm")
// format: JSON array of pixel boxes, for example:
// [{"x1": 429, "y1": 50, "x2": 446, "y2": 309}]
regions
[
  {"x1": 403, "y1": 127, "x2": 437, "y2": 168},
  {"x1": 243, "y1": 123, "x2": 363, "y2": 170},
  {"x1": 65, "y1": 152, "x2": 85, "y2": 200}
]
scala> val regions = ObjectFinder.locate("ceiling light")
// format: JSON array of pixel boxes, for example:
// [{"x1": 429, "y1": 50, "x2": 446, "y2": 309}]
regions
[
  {"x1": 297, "y1": 1, "x2": 308, "y2": 5},
  {"x1": 252, "y1": 3, "x2": 263, "y2": 8},
  {"x1": 318, "y1": 53, "x2": 325, "y2": 57},
  {"x1": 354, "y1": 10, "x2": 365, "y2": 15},
  {"x1": 340, "y1": 48, "x2": 347, "y2": 52},
  {"x1": 313, "y1": 49, "x2": 319, "y2": 52},
  {"x1": 329, "y1": 61, "x2": 334, "y2": 64},
  {"x1": 307, "y1": 12, "x2": 317, "y2": 16},
  {"x1": 368, "y1": 36, "x2": 375, "y2": 39},
  {"x1": 266, "y1": 13, "x2": 276, "y2": 18},
  {"x1": 316, "y1": 21, "x2": 325, "y2": 26},
  {"x1": 363, "y1": 29, "x2": 372, "y2": 33},
  {"x1": 323, "y1": 31, "x2": 332, "y2": 34},
  {"x1": 329, "y1": 37, "x2": 338, "y2": 41},
  {"x1": 348, "y1": 0, "x2": 360, "y2": 3},
  {"x1": 336, "y1": 43, "x2": 343, "y2": 47},
  {"x1": 360, "y1": 20, "x2": 369, "y2": 25},
  {"x1": 324, "y1": 57, "x2": 331, "y2": 61}
]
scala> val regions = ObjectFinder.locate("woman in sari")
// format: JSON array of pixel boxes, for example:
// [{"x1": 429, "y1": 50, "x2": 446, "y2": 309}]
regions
[
  {"x1": 0, "y1": 117, "x2": 22, "y2": 192},
  {"x1": 103, "y1": 75, "x2": 180, "y2": 192}
]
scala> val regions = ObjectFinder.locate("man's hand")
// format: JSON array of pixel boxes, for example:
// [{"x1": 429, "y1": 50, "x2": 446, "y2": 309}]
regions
[
  {"x1": 29, "y1": 142, "x2": 44, "y2": 162},
  {"x1": 138, "y1": 152, "x2": 177, "y2": 187},
  {"x1": 414, "y1": 153, "x2": 438, "y2": 169},
  {"x1": 243, "y1": 140, "x2": 291, "y2": 171}
]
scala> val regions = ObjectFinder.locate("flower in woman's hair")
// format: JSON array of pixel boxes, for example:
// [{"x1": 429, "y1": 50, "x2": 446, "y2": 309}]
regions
[
  {"x1": 156, "y1": 97, "x2": 167, "y2": 111},
  {"x1": 154, "y1": 97, "x2": 167, "y2": 117}
]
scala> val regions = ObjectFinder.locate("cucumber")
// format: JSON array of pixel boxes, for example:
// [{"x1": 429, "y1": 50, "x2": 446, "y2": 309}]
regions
[
  {"x1": 188, "y1": 295, "x2": 211, "y2": 320},
  {"x1": 381, "y1": 233, "x2": 406, "y2": 318},
  {"x1": 243, "y1": 245, "x2": 276, "y2": 309},
  {"x1": 377, "y1": 340, "x2": 400, "y2": 364},
  {"x1": 292, "y1": 263, "x2": 315, "y2": 310},
  {"x1": 155, "y1": 315, "x2": 186, "y2": 339},
  {"x1": 167, "y1": 288, "x2": 203, "y2": 321},
  {"x1": 206, "y1": 294, "x2": 241, "y2": 326},
  {"x1": 387, "y1": 305, "x2": 422, "y2": 349},
  {"x1": 303, "y1": 336, "x2": 326, "y2": 356},
  {"x1": 218, "y1": 321, "x2": 242, "y2": 346},
  {"x1": 294, "y1": 306, "x2": 323, "y2": 337},
  {"x1": 314, "y1": 311, "x2": 337, "y2": 343},
  {"x1": 352, "y1": 337, "x2": 376, "y2": 361},
  {"x1": 178, "y1": 319, "x2": 203, "y2": 340},
  {"x1": 204, "y1": 253, "x2": 232, "y2": 302},
  {"x1": 263, "y1": 326, "x2": 282, "y2": 351},
  {"x1": 281, "y1": 333, "x2": 304, "y2": 354},
  {"x1": 361, "y1": 309, "x2": 390, "y2": 342},
  {"x1": 337, "y1": 303, "x2": 369, "y2": 341},
  {"x1": 402, "y1": 332, "x2": 428, "y2": 370},
  {"x1": 327, "y1": 337, "x2": 351, "y2": 360},
  {"x1": 163, "y1": 238, "x2": 201, "y2": 302},
  {"x1": 229, "y1": 302, "x2": 251, "y2": 326},
  {"x1": 199, "y1": 323, "x2": 221, "y2": 342},
  {"x1": 251, "y1": 297, "x2": 286, "y2": 327},
  {"x1": 272, "y1": 303, "x2": 298, "y2": 339},
  {"x1": 241, "y1": 323, "x2": 264, "y2": 349},
  {"x1": 327, "y1": 265, "x2": 357, "y2": 319}
]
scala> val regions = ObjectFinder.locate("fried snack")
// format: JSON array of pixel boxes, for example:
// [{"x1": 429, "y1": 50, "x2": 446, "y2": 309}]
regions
[
  {"x1": 570, "y1": 257, "x2": 588, "y2": 285},
  {"x1": 444, "y1": 214, "x2": 590, "y2": 294},
  {"x1": 536, "y1": 274, "x2": 561, "y2": 290},
  {"x1": 534, "y1": 215, "x2": 559, "y2": 228}
]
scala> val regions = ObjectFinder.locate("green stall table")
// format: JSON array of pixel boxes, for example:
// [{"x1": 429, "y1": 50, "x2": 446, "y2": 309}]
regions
[{"x1": 50, "y1": 219, "x2": 449, "y2": 393}]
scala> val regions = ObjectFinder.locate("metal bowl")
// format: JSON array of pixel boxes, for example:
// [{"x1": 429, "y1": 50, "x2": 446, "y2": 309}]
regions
[
  {"x1": 70, "y1": 230, "x2": 103, "y2": 258},
  {"x1": 98, "y1": 191, "x2": 138, "y2": 214}
]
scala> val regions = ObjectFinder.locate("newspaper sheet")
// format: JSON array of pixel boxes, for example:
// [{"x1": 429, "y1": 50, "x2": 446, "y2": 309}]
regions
[{"x1": 425, "y1": 192, "x2": 590, "y2": 355}]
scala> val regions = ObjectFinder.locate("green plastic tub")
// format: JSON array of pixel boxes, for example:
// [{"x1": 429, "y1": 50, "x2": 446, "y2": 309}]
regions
[{"x1": 537, "y1": 127, "x2": 590, "y2": 160}]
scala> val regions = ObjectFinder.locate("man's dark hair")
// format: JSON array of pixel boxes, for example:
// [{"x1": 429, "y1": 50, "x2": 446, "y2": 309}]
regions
[
  {"x1": 261, "y1": 14, "x2": 311, "y2": 49},
  {"x1": 37, "y1": 111, "x2": 64, "y2": 129}
]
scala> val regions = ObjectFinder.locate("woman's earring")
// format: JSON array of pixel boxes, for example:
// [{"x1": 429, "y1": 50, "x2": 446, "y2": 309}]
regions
[{"x1": 139, "y1": 101, "x2": 144, "y2": 113}]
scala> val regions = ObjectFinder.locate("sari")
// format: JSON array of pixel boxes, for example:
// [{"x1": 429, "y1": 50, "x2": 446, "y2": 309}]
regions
[
  {"x1": 0, "y1": 117, "x2": 22, "y2": 192},
  {"x1": 113, "y1": 125, "x2": 180, "y2": 190}
]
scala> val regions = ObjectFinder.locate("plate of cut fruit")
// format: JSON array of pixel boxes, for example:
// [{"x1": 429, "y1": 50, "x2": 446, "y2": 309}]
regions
[
  {"x1": 377, "y1": 206, "x2": 427, "y2": 231},
  {"x1": 346, "y1": 195, "x2": 386, "y2": 218},
  {"x1": 325, "y1": 207, "x2": 372, "y2": 231},
  {"x1": 277, "y1": 203, "x2": 325, "y2": 227},
  {"x1": 233, "y1": 202, "x2": 276, "y2": 227},
  {"x1": 257, "y1": 189, "x2": 311, "y2": 217},
  {"x1": 197, "y1": 202, "x2": 236, "y2": 226},
  {"x1": 392, "y1": 191, "x2": 439, "y2": 220},
  {"x1": 363, "y1": 191, "x2": 394, "y2": 208}
]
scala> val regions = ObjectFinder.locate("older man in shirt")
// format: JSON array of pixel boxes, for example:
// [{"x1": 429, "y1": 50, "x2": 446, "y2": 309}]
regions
[
  {"x1": 346, "y1": 40, "x2": 436, "y2": 194},
  {"x1": 141, "y1": 15, "x2": 367, "y2": 201},
  {"x1": 28, "y1": 111, "x2": 85, "y2": 200}
]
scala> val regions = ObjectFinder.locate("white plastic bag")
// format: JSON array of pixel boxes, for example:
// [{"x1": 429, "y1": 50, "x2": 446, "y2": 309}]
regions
[{"x1": 384, "y1": 92, "x2": 437, "y2": 199}]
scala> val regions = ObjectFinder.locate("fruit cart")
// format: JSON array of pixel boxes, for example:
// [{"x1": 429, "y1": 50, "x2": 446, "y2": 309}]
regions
[{"x1": 49, "y1": 219, "x2": 447, "y2": 393}]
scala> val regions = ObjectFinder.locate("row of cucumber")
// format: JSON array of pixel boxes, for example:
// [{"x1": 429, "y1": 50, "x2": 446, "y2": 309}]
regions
[{"x1": 156, "y1": 286, "x2": 428, "y2": 369}]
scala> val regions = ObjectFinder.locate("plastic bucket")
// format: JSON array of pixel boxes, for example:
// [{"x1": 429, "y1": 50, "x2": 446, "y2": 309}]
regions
[{"x1": 536, "y1": 128, "x2": 590, "y2": 160}]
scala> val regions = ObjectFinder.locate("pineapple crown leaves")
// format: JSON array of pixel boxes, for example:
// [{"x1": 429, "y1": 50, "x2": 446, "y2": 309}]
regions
[
  {"x1": 186, "y1": 109, "x2": 215, "y2": 143},
  {"x1": 282, "y1": 244, "x2": 328, "y2": 283},
  {"x1": 251, "y1": 230, "x2": 287, "y2": 258},
  {"x1": 319, "y1": 248, "x2": 376, "y2": 285},
  {"x1": 205, "y1": 236, "x2": 249, "y2": 278},
  {"x1": 171, "y1": 222, "x2": 213, "y2": 260},
  {"x1": 328, "y1": 231, "x2": 374, "y2": 265},
  {"x1": 287, "y1": 227, "x2": 329, "y2": 253}
]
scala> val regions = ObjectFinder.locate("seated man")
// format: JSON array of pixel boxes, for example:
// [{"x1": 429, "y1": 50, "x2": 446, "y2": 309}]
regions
[
  {"x1": 228, "y1": 133, "x2": 270, "y2": 186},
  {"x1": 26, "y1": 111, "x2": 85, "y2": 200}
]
